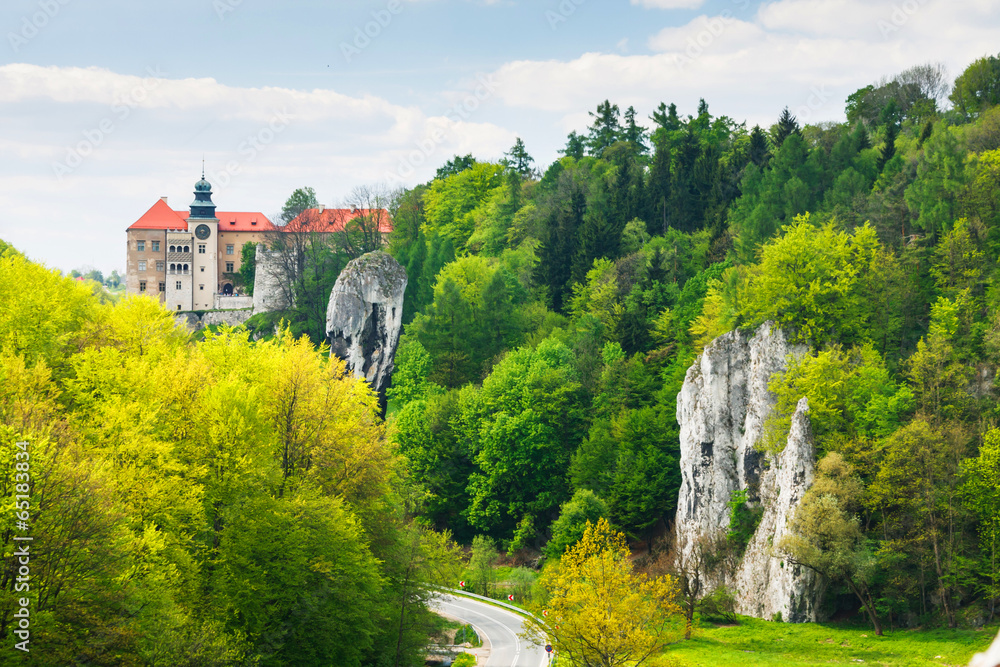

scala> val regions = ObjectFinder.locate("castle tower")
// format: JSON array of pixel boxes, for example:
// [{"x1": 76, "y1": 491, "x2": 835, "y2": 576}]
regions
[{"x1": 187, "y1": 172, "x2": 220, "y2": 310}]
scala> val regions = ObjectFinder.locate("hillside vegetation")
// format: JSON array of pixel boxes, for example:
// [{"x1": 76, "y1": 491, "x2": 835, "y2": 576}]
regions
[{"x1": 382, "y1": 56, "x2": 1000, "y2": 631}]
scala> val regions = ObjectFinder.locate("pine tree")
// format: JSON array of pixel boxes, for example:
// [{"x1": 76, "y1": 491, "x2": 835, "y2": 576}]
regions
[
  {"x1": 648, "y1": 136, "x2": 672, "y2": 235},
  {"x1": 773, "y1": 107, "x2": 801, "y2": 148},
  {"x1": 748, "y1": 125, "x2": 771, "y2": 168},
  {"x1": 561, "y1": 131, "x2": 587, "y2": 160},
  {"x1": 587, "y1": 100, "x2": 622, "y2": 157},
  {"x1": 669, "y1": 127, "x2": 702, "y2": 232},
  {"x1": 504, "y1": 137, "x2": 535, "y2": 177},
  {"x1": 622, "y1": 106, "x2": 649, "y2": 156}
]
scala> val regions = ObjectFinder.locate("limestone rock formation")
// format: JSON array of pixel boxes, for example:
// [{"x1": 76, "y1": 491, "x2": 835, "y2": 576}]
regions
[
  {"x1": 675, "y1": 322, "x2": 823, "y2": 622},
  {"x1": 733, "y1": 397, "x2": 822, "y2": 621},
  {"x1": 325, "y1": 251, "x2": 407, "y2": 398},
  {"x1": 252, "y1": 245, "x2": 294, "y2": 313}
]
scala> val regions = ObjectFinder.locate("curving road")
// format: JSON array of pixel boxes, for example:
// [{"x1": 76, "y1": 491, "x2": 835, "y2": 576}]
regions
[{"x1": 430, "y1": 593, "x2": 549, "y2": 667}]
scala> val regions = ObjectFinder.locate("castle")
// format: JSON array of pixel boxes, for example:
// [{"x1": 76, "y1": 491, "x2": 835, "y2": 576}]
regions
[{"x1": 125, "y1": 174, "x2": 392, "y2": 311}]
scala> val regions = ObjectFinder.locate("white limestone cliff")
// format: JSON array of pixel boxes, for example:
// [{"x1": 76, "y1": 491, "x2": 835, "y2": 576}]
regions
[
  {"x1": 675, "y1": 322, "x2": 822, "y2": 622},
  {"x1": 325, "y1": 251, "x2": 407, "y2": 396}
]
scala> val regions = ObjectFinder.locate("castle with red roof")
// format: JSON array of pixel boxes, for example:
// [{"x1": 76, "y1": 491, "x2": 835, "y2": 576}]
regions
[{"x1": 125, "y1": 174, "x2": 391, "y2": 311}]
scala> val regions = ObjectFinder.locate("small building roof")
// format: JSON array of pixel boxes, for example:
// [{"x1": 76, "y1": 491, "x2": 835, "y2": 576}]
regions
[
  {"x1": 127, "y1": 199, "x2": 188, "y2": 230},
  {"x1": 216, "y1": 212, "x2": 276, "y2": 232},
  {"x1": 285, "y1": 208, "x2": 393, "y2": 234}
]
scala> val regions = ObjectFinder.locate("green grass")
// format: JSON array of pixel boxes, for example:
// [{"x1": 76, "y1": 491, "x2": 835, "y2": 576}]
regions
[{"x1": 662, "y1": 617, "x2": 997, "y2": 667}]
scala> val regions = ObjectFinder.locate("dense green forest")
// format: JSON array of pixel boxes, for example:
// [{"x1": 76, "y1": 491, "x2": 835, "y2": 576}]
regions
[
  {"x1": 377, "y1": 55, "x2": 1000, "y2": 629},
  {"x1": 3, "y1": 52, "x2": 1000, "y2": 664}
]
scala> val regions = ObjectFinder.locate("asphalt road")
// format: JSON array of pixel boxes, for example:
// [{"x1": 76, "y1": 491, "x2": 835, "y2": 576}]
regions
[{"x1": 430, "y1": 593, "x2": 550, "y2": 667}]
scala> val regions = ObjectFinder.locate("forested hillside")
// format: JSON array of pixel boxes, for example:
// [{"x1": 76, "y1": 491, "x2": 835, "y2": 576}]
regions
[
  {"x1": 380, "y1": 56, "x2": 1000, "y2": 627},
  {"x1": 4, "y1": 52, "x2": 1000, "y2": 664},
  {"x1": 0, "y1": 240, "x2": 460, "y2": 665}
]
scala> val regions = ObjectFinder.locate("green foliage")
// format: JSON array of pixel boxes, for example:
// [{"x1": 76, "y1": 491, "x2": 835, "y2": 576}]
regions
[
  {"x1": 905, "y1": 125, "x2": 967, "y2": 235},
  {"x1": 463, "y1": 338, "x2": 586, "y2": 540},
  {"x1": 467, "y1": 535, "x2": 500, "y2": 597},
  {"x1": 423, "y1": 162, "x2": 506, "y2": 252},
  {"x1": 544, "y1": 489, "x2": 610, "y2": 558},
  {"x1": 280, "y1": 186, "x2": 318, "y2": 224},
  {"x1": 739, "y1": 216, "x2": 900, "y2": 347},
  {"x1": 763, "y1": 345, "x2": 914, "y2": 455},
  {"x1": 0, "y1": 251, "x2": 461, "y2": 665},
  {"x1": 387, "y1": 336, "x2": 436, "y2": 405},
  {"x1": 725, "y1": 490, "x2": 763, "y2": 553},
  {"x1": 238, "y1": 240, "x2": 257, "y2": 294},
  {"x1": 951, "y1": 53, "x2": 1000, "y2": 118},
  {"x1": 961, "y1": 429, "x2": 1000, "y2": 610}
]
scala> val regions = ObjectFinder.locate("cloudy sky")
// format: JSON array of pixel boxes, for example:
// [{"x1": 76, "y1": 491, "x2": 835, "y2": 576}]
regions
[{"x1": 0, "y1": 0, "x2": 996, "y2": 274}]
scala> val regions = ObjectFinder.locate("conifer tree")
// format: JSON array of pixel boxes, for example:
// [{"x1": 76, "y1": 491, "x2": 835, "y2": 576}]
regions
[
  {"x1": 748, "y1": 125, "x2": 771, "y2": 167},
  {"x1": 773, "y1": 106, "x2": 802, "y2": 148},
  {"x1": 587, "y1": 100, "x2": 622, "y2": 157}
]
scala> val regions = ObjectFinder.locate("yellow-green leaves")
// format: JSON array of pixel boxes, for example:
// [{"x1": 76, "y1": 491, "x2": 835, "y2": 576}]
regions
[
  {"x1": 528, "y1": 518, "x2": 680, "y2": 667},
  {"x1": 739, "y1": 215, "x2": 899, "y2": 347}
]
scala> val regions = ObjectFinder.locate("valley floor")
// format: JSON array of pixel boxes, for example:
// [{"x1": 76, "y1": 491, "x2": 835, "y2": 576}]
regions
[{"x1": 663, "y1": 617, "x2": 998, "y2": 667}]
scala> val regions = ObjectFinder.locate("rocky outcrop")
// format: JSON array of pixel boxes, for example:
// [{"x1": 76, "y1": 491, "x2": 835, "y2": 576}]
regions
[
  {"x1": 325, "y1": 251, "x2": 407, "y2": 398},
  {"x1": 675, "y1": 322, "x2": 823, "y2": 622},
  {"x1": 252, "y1": 245, "x2": 294, "y2": 313},
  {"x1": 733, "y1": 398, "x2": 822, "y2": 621}
]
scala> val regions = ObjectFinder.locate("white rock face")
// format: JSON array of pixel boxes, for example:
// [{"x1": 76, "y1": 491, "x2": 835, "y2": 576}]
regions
[
  {"x1": 252, "y1": 245, "x2": 294, "y2": 313},
  {"x1": 675, "y1": 322, "x2": 822, "y2": 622},
  {"x1": 734, "y1": 398, "x2": 822, "y2": 622},
  {"x1": 325, "y1": 251, "x2": 407, "y2": 396}
]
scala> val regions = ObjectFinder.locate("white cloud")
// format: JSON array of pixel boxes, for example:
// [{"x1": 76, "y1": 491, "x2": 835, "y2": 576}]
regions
[
  {"x1": 631, "y1": 0, "x2": 705, "y2": 9},
  {"x1": 0, "y1": 64, "x2": 514, "y2": 273},
  {"x1": 491, "y1": 0, "x2": 1000, "y2": 131}
]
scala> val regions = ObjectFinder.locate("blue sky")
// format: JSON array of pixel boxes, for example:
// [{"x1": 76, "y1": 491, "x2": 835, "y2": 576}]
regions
[{"x1": 1, "y1": 0, "x2": 997, "y2": 273}]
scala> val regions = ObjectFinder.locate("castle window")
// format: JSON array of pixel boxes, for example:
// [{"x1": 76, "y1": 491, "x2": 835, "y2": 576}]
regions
[
  {"x1": 137, "y1": 241, "x2": 145, "y2": 252},
  {"x1": 169, "y1": 245, "x2": 176, "y2": 253},
  {"x1": 226, "y1": 262, "x2": 234, "y2": 273},
  {"x1": 183, "y1": 246, "x2": 190, "y2": 253},
  {"x1": 138, "y1": 260, "x2": 146, "y2": 271},
  {"x1": 199, "y1": 285, "x2": 204, "y2": 291},
  {"x1": 200, "y1": 266, "x2": 205, "y2": 272},
  {"x1": 183, "y1": 264, "x2": 189, "y2": 271},
  {"x1": 139, "y1": 281, "x2": 146, "y2": 292},
  {"x1": 156, "y1": 261, "x2": 164, "y2": 272},
  {"x1": 152, "y1": 241, "x2": 160, "y2": 252},
  {"x1": 198, "y1": 245, "x2": 206, "y2": 254},
  {"x1": 176, "y1": 281, "x2": 182, "y2": 290},
  {"x1": 158, "y1": 282, "x2": 165, "y2": 292},
  {"x1": 226, "y1": 244, "x2": 234, "y2": 255}
]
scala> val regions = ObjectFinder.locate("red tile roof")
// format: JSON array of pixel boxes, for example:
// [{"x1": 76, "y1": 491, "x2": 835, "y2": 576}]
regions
[
  {"x1": 216, "y1": 212, "x2": 276, "y2": 232},
  {"x1": 285, "y1": 208, "x2": 393, "y2": 234},
  {"x1": 126, "y1": 200, "x2": 274, "y2": 232},
  {"x1": 127, "y1": 199, "x2": 187, "y2": 230}
]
